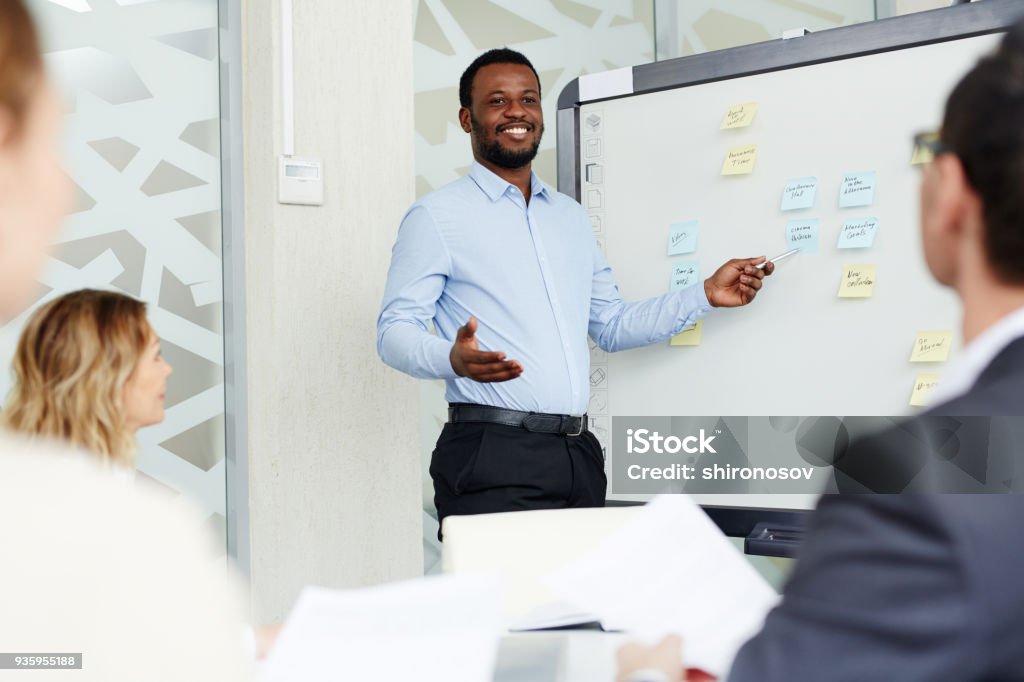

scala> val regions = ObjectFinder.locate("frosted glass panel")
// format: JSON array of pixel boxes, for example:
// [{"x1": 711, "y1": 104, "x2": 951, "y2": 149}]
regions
[{"x1": 667, "y1": 0, "x2": 876, "y2": 57}]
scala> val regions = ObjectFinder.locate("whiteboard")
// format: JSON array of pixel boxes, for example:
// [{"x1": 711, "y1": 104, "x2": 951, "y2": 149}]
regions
[{"x1": 573, "y1": 31, "x2": 1004, "y2": 509}]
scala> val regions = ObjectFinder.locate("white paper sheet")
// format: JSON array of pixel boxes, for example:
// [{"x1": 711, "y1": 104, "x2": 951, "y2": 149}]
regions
[
  {"x1": 544, "y1": 495, "x2": 780, "y2": 677},
  {"x1": 261, "y1": 574, "x2": 504, "y2": 682}
]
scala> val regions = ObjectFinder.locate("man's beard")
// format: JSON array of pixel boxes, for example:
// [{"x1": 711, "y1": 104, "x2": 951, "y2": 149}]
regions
[{"x1": 471, "y1": 114, "x2": 544, "y2": 170}]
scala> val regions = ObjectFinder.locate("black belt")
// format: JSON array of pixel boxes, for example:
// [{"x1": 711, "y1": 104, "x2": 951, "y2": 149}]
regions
[{"x1": 448, "y1": 403, "x2": 588, "y2": 436}]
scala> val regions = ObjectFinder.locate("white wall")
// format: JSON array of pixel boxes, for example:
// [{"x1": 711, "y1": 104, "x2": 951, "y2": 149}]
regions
[{"x1": 242, "y1": 0, "x2": 422, "y2": 622}]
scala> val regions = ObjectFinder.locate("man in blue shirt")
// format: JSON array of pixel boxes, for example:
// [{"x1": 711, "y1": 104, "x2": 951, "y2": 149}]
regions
[{"x1": 378, "y1": 49, "x2": 774, "y2": 535}]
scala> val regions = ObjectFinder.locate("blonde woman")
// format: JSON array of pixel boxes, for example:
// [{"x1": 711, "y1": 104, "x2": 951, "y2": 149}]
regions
[
  {"x1": 2, "y1": 289, "x2": 172, "y2": 467},
  {"x1": 0, "y1": 2, "x2": 249, "y2": 678}
]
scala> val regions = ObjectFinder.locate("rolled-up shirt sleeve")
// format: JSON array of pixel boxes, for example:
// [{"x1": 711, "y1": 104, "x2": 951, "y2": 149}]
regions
[
  {"x1": 377, "y1": 205, "x2": 460, "y2": 380},
  {"x1": 588, "y1": 240, "x2": 712, "y2": 353}
]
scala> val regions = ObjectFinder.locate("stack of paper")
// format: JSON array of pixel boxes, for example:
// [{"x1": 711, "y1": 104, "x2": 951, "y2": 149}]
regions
[{"x1": 507, "y1": 599, "x2": 600, "y2": 632}]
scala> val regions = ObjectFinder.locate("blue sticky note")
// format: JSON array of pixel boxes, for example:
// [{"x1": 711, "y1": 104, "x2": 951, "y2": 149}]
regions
[
  {"x1": 786, "y1": 218, "x2": 820, "y2": 253},
  {"x1": 837, "y1": 217, "x2": 879, "y2": 249},
  {"x1": 670, "y1": 261, "x2": 701, "y2": 292},
  {"x1": 780, "y1": 176, "x2": 817, "y2": 211},
  {"x1": 839, "y1": 171, "x2": 877, "y2": 208},
  {"x1": 668, "y1": 221, "x2": 699, "y2": 256}
]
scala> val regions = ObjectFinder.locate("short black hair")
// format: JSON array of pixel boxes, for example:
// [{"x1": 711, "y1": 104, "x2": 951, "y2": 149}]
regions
[
  {"x1": 943, "y1": 20, "x2": 1024, "y2": 282},
  {"x1": 459, "y1": 48, "x2": 541, "y2": 108}
]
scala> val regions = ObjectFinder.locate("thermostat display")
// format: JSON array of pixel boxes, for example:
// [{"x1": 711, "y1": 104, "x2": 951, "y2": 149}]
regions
[{"x1": 278, "y1": 156, "x2": 323, "y2": 205}]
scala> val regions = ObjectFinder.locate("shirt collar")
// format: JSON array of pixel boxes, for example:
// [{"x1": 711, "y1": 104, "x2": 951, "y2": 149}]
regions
[
  {"x1": 468, "y1": 160, "x2": 550, "y2": 203},
  {"x1": 931, "y1": 304, "x2": 1024, "y2": 405}
]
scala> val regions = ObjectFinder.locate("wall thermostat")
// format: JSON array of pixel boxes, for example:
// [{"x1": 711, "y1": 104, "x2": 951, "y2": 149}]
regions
[{"x1": 278, "y1": 156, "x2": 324, "y2": 205}]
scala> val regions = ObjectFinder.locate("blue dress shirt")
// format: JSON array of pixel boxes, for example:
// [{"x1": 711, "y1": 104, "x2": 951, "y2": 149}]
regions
[{"x1": 377, "y1": 161, "x2": 711, "y2": 415}]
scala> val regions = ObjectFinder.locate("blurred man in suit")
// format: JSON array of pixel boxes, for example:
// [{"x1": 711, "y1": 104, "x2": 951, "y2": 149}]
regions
[{"x1": 619, "y1": 19, "x2": 1024, "y2": 682}]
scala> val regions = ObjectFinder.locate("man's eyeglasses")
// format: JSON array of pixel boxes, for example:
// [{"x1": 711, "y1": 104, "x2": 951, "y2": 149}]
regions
[{"x1": 912, "y1": 131, "x2": 953, "y2": 166}]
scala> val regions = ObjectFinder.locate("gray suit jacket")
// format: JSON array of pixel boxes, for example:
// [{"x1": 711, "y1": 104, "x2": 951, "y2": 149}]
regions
[{"x1": 728, "y1": 338, "x2": 1024, "y2": 681}]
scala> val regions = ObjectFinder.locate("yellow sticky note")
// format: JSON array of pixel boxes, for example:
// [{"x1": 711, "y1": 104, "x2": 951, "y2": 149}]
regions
[
  {"x1": 838, "y1": 264, "x2": 877, "y2": 298},
  {"x1": 910, "y1": 144, "x2": 933, "y2": 166},
  {"x1": 721, "y1": 144, "x2": 758, "y2": 175},
  {"x1": 910, "y1": 330, "x2": 953, "y2": 362},
  {"x1": 671, "y1": 321, "x2": 703, "y2": 346},
  {"x1": 910, "y1": 372, "x2": 941, "y2": 407},
  {"x1": 721, "y1": 102, "x2": 758, "y2": 129}
]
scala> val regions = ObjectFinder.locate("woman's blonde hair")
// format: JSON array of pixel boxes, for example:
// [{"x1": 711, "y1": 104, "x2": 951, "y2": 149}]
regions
[{"x1": 2, "y1": 289, "x2": 152, "y2": 465}]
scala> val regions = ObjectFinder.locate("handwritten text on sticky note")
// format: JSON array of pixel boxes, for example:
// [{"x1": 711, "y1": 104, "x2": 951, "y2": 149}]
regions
[
  {"x1": 721, "y1": 102, "x2": 758, "y2": 129},
  {"x1": 670, "y1": 261, "x2": 701, "y2": 292},
  {"x1": 786, "y1": 218, "x2": 820, "y2": 253},
  {"x1": 910, "y1": 330, "x2": 953, "y2": 362},
  {"x1": 910, "y1": 373, "x2": 941, "y2": 407},
  {"x1": 721, "y1": 144, "x2": 758, "y2": 175},
  {"x1": 671, "y1": 321, "x2": 703, "y2": 346},
  {"x1": 668, "y1": 221, "x2": 699, "y2": 256},
  {"x1": 838, "y1": 264, "x2": 876, "y2": 298},
  {"x1": 781, "y1": 177, "x2": 817, "y2": 211},
  {"x1": 839, "y1": 171, "x2": 877, "y2": 208},
  {"x1": 837, "y1": 217, "x2": 879, "y2": 249}
]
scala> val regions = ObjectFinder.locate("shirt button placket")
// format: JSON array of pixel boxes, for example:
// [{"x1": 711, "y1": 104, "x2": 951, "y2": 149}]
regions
[{"x1": 529, "y1": 204, "x2": 576, "y2": 411}]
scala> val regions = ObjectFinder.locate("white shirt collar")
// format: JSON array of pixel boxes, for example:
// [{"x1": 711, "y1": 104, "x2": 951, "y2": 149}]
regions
[{"x1": 931, "y1": 304, "x2": 1024, "y2": 405}]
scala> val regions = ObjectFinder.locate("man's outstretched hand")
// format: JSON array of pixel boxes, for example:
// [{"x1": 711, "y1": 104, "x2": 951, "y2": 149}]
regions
[
  {"x1": 703, "y1": 256, "x2": 774, "y2": 308},
  {"x1": 450, "y1": 316, "x2": 523, "y2": 382}
]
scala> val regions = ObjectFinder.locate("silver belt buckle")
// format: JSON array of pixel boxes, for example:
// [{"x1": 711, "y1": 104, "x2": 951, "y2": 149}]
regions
[{"x1": 567, "y1": 416, "x2": 584, "y2": 437}]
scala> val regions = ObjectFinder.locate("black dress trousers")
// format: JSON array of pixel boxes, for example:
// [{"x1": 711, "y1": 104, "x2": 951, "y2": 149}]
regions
[{"x1": 429, "y1": 421, "x2": 607, "y2": 539}]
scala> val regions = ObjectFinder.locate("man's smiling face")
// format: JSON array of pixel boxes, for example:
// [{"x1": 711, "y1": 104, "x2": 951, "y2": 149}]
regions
[{"x1": 461, "y1": 62, "x2": 544, "y2": 170}]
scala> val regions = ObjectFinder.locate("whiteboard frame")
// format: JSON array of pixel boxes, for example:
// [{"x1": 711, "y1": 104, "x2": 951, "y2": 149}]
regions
[{"x1": 556, "y1": 0, "x2": 1024, "y2": 538}]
